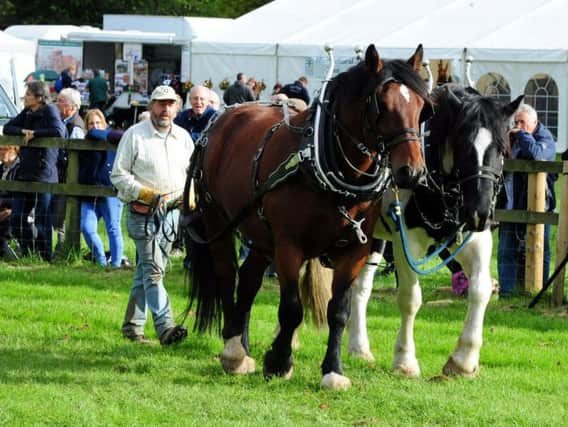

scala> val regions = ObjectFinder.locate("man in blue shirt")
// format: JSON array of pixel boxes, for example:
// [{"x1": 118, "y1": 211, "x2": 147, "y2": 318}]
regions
[
  {"x1": 279, "y1": 76, "x2": 310, "y2": 105},
  {"x1": 497, "y1": 104, "x2": 557, "y2": 297},
  {"x1": 174, "y1": 85, "x2": 217, "y2": 143}
]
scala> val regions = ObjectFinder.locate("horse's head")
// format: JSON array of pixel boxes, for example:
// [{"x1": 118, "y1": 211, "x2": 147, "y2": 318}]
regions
[
  {"x1": 429, "y1": 84, "x2": 523, "y2": 231},
  {"x1": 331, "y1": 44, "x2": 432, "y2": 189}
]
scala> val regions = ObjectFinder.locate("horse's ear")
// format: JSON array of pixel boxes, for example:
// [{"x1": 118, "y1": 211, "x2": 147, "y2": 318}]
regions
[
  {"x1": 407, "y1": 44, "x2": 424, "y2": 72},
  {"x1": 503, "y1": 94, "x2": 524, "y2": 117},
  {"x1": 365, "y1": 44, "x2": 382, "y2": 73}
]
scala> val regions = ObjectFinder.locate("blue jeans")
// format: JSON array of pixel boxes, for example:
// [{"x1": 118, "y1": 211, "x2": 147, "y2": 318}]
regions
[
  {"x1": 121, "y1": 207, "x2": 179, "y2": 338},
  {"x1": 81, "y1": 197, "x2": 124, "y2": 267},
  {"x1": 10, "y1": 192, "x2": 52, "y2": 261},
  {"x1": 498, "y1": 222, "x2": 551, "y2": 295}
]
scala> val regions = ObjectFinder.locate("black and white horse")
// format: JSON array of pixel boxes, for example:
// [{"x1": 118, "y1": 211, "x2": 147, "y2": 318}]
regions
[{"x1": 348, "y1": 84, "x2": 523, "y2": 377}]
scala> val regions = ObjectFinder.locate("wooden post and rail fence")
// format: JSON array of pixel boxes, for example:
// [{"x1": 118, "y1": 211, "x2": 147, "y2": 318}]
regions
[{"x1": 0, "y1": 136, "x2": 567, "y2": 305}]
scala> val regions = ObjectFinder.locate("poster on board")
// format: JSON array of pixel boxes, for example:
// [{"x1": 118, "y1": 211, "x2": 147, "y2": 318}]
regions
[{"x1": 37, "y1": 40, "x2": 83, "y2": 76}]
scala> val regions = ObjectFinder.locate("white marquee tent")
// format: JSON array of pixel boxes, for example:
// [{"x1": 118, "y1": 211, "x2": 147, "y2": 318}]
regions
[
  {"x1": 189, "y1": 0, "x2": 568, "y2": 151},
  {"x1": 4, "y1": 2, "x2": 567, "y2": 150},
  {"x1": 0, "y1": 31, "x2": 36, "y2": 107}
]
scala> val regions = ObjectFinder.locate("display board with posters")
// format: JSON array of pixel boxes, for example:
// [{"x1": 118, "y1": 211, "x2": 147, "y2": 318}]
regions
[
  {"x1": 114, "y1": 59, "x2": 148, "y2": 95},
  {"x1": 37, "y1": 40, "x2": 83, "y2": 76}
]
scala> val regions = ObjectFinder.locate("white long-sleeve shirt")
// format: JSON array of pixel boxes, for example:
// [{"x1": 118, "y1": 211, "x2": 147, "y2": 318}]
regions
[{"x1": 110, "y1": 119, "x2": 193, "y2": 203}]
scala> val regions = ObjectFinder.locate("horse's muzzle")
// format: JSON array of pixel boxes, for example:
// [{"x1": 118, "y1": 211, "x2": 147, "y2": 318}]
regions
[{"x1": 462, "y1": 207, "x2": 491, "y2": 232}]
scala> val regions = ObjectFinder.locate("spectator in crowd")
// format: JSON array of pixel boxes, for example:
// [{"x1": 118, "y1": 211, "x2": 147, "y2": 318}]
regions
[
  {"x1": 223, "y1": 72, "x2": 255, "y2": 106},
  {"x1": 55, "y1": 66, "x2": 74, "y2": 93},
  {"x1": 497, "y1": 104, "x2": 557, "y2": 297},
  {"x1": 79, "y1": 109, "x2": 124, "y2": 268},
  {"x1": 209, "y1": 89, "x2": 221, "y2": 111},
  {"x1": 247, "y1": 77, "x2": 259, "y2": 100},
  {"x1": 0, "y1": 145, "x2": 20, "y2": 259},
  {"x1": 3, "y1": 81, "x2": 66, "y2": 261},
  {"x1": 271, "y1": 82, "x2": 283, "y2": 96},
  {"x1": 53, "y1": 88, "x2": 85, "y2": 256},
  {"x1": 174, "y1": 85, "x2": 217, "y2": 143},
  {"x1": 86, "y1": 70, "x2": 109, "y2": 110},
  {"x1": 279, "y1": 76, "x2": 310, "y2": 105},
  {"x1": 173, "y1": 85, "x2": 217, "y2": 261},
  {"x1": 111, "y1": 85, "x2": 193, "y2": 345}
]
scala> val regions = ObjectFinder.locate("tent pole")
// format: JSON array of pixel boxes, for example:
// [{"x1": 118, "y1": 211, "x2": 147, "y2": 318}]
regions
[
  {"x1": 10, "y1": 58, "x2": 21, "y2": 109},
  {"x1": 461, "y1": 48, "x2": 467, "y2": 86},
  {"x1": 188, "y1": 40, "x2": 192, "y2": 83},
  {"x1": 275, "y1": 43, "x2": 279, "y2": 87}
]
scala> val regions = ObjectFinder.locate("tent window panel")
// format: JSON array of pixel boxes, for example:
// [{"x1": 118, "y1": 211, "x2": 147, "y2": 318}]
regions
[
  {"x1": 524, "y1": 74, "x2": 559, "y2": 139},
  {"x1": 476, "y1": 72, "x2": 510, "y2": 102}
]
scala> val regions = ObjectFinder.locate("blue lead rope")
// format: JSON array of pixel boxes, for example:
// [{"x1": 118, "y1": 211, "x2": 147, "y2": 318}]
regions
[{"x1": 388, "y1": 199, "x2": 473, "y2": 275}]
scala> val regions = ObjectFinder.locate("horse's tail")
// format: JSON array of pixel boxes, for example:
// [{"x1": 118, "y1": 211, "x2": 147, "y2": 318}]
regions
[
  {"x1": 184, "y1": 217, "x2": 224, "y2": 335},
  {"x1": 299, "y1": 258, "x2": 333, "y2": 329}
]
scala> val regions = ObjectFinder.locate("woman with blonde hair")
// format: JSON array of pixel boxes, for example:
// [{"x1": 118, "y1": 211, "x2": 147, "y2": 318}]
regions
[{"x1": 79, "y1": 109, "x2": 124, "y2": 267}]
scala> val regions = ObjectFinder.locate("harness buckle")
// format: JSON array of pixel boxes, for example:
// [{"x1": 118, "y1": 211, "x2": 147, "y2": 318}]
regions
[
  {"x1": 338, "y1": 206, "x2": 368, "y2": 244},
  {"x1": 298, "y1": 147, "x2": 311, "y2": 161}
]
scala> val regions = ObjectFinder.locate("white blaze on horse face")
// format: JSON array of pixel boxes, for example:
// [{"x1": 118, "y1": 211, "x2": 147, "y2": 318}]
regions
[
  {"x1": 400, "y1": 85, "x2": 410, "y2": 103},
  {"x1": 474, "y1": 128, "x2": 492, "y2": 167}
]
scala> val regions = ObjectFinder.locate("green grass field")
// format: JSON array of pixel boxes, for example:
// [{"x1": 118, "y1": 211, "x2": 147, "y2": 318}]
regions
[{"x1": 0, "y1": 252, "x2": 566, "y2": 426}]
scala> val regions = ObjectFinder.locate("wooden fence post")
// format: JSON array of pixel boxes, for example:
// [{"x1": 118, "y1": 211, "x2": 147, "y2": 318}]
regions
[
  {"x1": 552, "y1": 161, "x2": 568, "y2": 306},
  {"x1": 525, "y1": 171, "x2": 546, "y2": 292},
  {"x1": 63, "y1": 149, "x2": 82, "y2": 257}
]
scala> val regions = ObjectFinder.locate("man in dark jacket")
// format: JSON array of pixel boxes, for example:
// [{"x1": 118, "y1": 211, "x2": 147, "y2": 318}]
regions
[
  {"x1": 222, "y1": 72, "x2": 255, "y2": 106},
  {"x1": 52, "y1": 88, "x2": 85, "y2": 256},
  {"x1": 56, "y1": 67, "x2": 74, "y2": 93},
  {"x1": 174, "y1": 85, "x2": 217, "y2": 143},
  {"x1": 279, "y1": 76, "x2": 310, "y2": 105},
  {"x1": 497, "y1": 104, "x2": 557, "y2": 297},
  {"x1": 3, "y1": 81, "x2": 66, "y2": 260}
]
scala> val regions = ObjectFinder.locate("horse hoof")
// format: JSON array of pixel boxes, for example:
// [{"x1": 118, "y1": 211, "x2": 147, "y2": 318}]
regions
[
  {"x1": 443, "y1": 357, "x2": 479, "y2": 378},
  {"x1": 222, "y1": 354, "x2": 256, "y2": 375},
  {"x1": 348, "y1": 349, "x2": 375, "y2": 362},
  {"x1": 220, "y1": 336, "x2": 255, "y2": 374},
  {"x1": 393, "y1": 363, "x2": 421, "y2": 378},
  {"x1": 263, "y1": 364, "x2": 293, "y2": 380},
  {"x1": 321, "y1": 372, "x2": 352, "y2": 390},
  {"x1": 263, "y1": 349, "x2": 294, "y2": 380}
]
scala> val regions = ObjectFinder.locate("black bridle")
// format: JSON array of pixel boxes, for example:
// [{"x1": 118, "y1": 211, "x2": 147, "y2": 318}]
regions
[
  {"x1": 364, "y1": 77, "x2": 421, "y2": 151},
  {"x1": 325, "y1": 76, "x2": 422, "y2": 179},
  {"x1": 426, "y1": 146, "x2": 504, "y2": 228}
]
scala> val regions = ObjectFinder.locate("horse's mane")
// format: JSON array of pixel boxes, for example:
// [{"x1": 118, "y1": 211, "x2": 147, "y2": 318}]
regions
[{"x1": 430, "y1": 83, "x2": 508, "y2": 157}]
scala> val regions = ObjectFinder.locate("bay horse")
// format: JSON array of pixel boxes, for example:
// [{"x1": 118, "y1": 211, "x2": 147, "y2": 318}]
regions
[
  {"x1": 347, "y1": 84, "x2": 523, "y2": 377},
  {"x1": 183, "y1": 44, "x2": 431, "y2": 389}
]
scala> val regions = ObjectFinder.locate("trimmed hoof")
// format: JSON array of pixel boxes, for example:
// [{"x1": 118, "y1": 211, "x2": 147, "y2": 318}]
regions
[
  {"x1": 443, "y1": 357, "x2": 479, "y2": 378},
  {"x1": 221, "y1": 336, "x2": 256, "y2": 375},
  {"x1": 348, "y1": 348, "x2": 375, "y2": 362},
  {"x1": 321, "y1": 372, "x2": 352, "y2": 390},
  {"x1": 263, "y1": 349, "x2": 293, "y2": 380},
  {"x1": 222, "y1": 354, "x2": 256, "y2": 375},
  {"x1": 264, "y1": 365, "x2": 294, "y2": 380},
  {"x1": 393, "y1": 363, "x2": 421, "y2": 378}
]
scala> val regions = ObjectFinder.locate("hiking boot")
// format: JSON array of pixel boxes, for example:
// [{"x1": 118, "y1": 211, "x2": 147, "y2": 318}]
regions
[{"x1": 159, "y1": 325, "x2": 188, "y2": 346}]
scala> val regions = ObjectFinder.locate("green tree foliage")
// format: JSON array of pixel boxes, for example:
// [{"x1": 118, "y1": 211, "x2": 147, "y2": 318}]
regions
[{"x1": 0, "y1": 0, "x2": 270, "y2": 29}]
